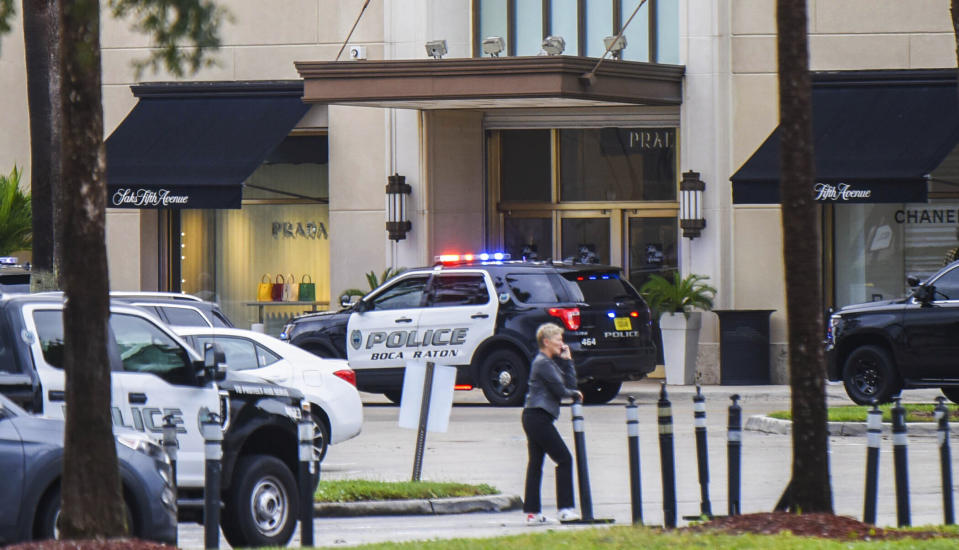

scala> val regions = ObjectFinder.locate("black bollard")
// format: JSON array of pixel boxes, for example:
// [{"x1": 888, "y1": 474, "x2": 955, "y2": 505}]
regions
[
  {"x1": 298, "y1": 401, "x2": 315, "y2": 546},
  {"x1": 567, "y1": 398, "x2": 614, "y2": 525},
  {"x1": 161, "y1": 413, "x2": 179, "y2": 547},
  {"x1": 891, "y1": 397, "x2": 910, "y2": 527},
  {"x1": 863, "y1": 401, "x2": 881, "y2": 525},
  {"x1": 626, "y1": 396, "x2": 643, "y2": 525},
  {"x1": 935, "y1": 396, "x2": 954, "y2": 525},
  {"x1": 727, "y1": 394, "x2": 742, "y2": 516},
  {"x1": 657, "y1": 383, "x2": 677, "y2": 528},
  {"x1": 200, "y1": 408, "x2": 223, "y2": 550},
  {"x1": 693, "y1": 386, "x2": 712, "y2": 518}
]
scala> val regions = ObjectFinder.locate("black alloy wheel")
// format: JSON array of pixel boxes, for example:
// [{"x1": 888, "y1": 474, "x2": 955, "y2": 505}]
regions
[
  {"x1": 479, "y1": 349, "x2": 528, "y2": 406},
  {"x1": 842, "y1": 345, "x2": 900, "y2": 405}
]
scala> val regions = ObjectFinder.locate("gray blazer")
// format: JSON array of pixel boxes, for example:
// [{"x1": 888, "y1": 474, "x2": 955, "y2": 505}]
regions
[{"x1": 524, "y1": 351, "x2": 578, "y2": 419}]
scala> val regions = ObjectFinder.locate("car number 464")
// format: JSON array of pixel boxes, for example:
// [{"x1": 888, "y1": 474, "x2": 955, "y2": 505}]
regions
[{"x1": 581, "y1": 338, "x2": 597, "y2": 347}]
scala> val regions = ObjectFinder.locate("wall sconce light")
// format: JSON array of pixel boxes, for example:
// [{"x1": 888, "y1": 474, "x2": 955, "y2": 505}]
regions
[
  {"x1": 680, "y1": 170, "x2": 706, "y2": 239},
  {"x1": 603, "y1": 35, "x2": 627, "y2": 59},
  {"x1": 541, "y1": 35, "x2": 566, "y2": 56},
  {"x1": 425, "y1": 39, "x2": 448, "y2": 59},
  {"x1": 482, "y1": 36, "x2": 505, "y2": 57},
  {"x1": 386, "y1": 173, "x2": 412, "y2": 241}
]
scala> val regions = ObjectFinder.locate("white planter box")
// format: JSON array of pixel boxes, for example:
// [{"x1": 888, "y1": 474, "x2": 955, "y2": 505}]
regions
[{"x1": 659, "y1": 311, "x2": 702, "y2": 385}]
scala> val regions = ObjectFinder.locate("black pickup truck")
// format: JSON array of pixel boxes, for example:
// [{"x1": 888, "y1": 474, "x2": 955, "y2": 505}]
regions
[
  {"x1": 0, "y1": 294, "x2": 308, "y2": 547},
  {"x1": 826, "y1": 260, "x2": 959, "y2": 405}
]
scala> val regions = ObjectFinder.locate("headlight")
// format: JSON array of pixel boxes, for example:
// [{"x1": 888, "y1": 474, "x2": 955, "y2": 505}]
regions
[
  {"x1": 117, "y1": 432, "x2": 169, "y2": 464},
  {"x1": 826, "y1": 314, "x2": 842, "y2": 347}
]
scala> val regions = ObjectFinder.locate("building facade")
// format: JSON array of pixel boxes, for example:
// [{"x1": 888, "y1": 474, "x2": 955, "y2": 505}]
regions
[{"x1": 0, "y1": 0, "x2": 956, "y2": 383}]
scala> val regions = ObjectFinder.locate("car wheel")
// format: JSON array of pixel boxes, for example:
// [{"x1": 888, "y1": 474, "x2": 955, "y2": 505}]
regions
[
  {"x1": 942, "y1": 388, "x2": 959, "y2": 404},
  {"x1": 479, "y1": 349, "x2": 528, "y2": 406},
  {"x1": 580, "y1": 380, "x2": 622, "y2": 404},
  {"x1": 383, "y1": 390, "x2": 403, "y2": 404},
  {"x1": 221, "y1": 455, "x2": 298, "y2": 548},
  {"x1": 842, "y1": 345, "x2": 900, "y2": 405},
  {"x1": 36, "y1": 487, "x2": 134, "y2": 540},
  {"x1": 312, "y1": 410, "x2": 330, "y2": 464}
]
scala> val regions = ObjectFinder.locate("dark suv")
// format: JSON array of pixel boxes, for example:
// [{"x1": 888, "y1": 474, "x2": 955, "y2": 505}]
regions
[
  {"x1": 826, "y1": 260, "x2": 959, "y2": 404},
  {"x1": 281, "y1": 256, "x2": 657, "y2": 405}
]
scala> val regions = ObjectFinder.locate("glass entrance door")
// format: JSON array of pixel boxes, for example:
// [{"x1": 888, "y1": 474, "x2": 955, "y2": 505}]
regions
[
  {"x1": 625, "y1": 215, "x2": 678, "y2": 289},
  {"x1": 560, "y1": 215, "x2": 611, "y2": 264}
]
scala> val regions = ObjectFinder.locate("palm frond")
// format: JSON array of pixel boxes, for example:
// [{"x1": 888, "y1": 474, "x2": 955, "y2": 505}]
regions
[
  {"x1": 0, "y1": 166, "x2": 32, "y2": 255},
  {"x1": 639, "y1": 272, "x2": 716, "y2": 318}
]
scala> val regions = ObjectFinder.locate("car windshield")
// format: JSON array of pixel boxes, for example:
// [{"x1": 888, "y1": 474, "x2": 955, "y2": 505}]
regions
[{"x1": 562, "y1": 272, "x2": 642, "y2": 303}]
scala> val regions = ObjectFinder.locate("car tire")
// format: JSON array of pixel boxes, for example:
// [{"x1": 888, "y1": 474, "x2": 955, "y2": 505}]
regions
[
  {"x1": 479, "y1": 349, "x2": 528, "y2": 406},
  {"x1": 942, "y1": 388, "x2": 959, "y2": 404},
  {"x1": 580, "y1": 380, "x2": 622, "y2": 404},
  {"x1": 221, "y1": 455, "x2": 298, "y2": 548},
  {"x1": 842, "y1": 345, "x2": 900, "y2": 405},
  {"x1": 312, "y1": 410, "x2": 330, "y2": 464},
  {"x1": 36, "y1": 486, "x2": 134, "y2": 540}
]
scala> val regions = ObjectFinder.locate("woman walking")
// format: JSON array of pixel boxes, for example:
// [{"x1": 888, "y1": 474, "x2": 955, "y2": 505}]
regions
[{"x1": 522, "y1": 322, "x2": 583, "y2": 525}]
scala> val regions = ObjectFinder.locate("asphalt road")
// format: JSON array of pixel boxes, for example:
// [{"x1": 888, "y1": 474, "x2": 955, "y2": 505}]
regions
[{"x1": 179, "y1": 380, "x2": 958, "y2": 548}]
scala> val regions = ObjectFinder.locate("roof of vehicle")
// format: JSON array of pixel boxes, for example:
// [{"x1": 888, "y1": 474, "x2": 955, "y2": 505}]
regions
[
  {"x1": 407, "y1": 259, "x2": 625, "y2": 274},
  {"x1": 110, "y1": 291, "x2": 203, "y2": 302},
  {"x1": 173, "y1": 326, "x2": 351, "y2": 371}
]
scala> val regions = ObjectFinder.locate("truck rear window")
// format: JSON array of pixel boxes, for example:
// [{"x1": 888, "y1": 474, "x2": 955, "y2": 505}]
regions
[
  {"x1": 506, "y1": 273, "x2": 560, "y2": 303},
  {"x1": 562, "y1": 273, "x2": 642, "y2": 303}
]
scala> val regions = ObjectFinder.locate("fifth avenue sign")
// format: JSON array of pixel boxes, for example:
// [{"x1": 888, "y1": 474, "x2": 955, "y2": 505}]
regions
[{"x1": 814, "y1": 183, "x2": 872, "y2": 201}]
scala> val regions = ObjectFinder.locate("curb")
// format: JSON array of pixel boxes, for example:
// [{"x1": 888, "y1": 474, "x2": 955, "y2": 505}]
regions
[
  {"x1": 745, "y1": 415, "x2": 957, "y2": 437},
  {"x1": 313, "y1": 494, "x2": 523, "y2": 517}
]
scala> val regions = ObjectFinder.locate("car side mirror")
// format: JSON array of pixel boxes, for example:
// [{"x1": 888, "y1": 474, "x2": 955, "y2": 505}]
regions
[
  {"x1": 353, "y1": 299, "x2": 371, "y2": 313},
  {"x1": 340, "y1": 294, "x2": 353, "y2": 308},
  {"x1": 203, "y1": 342, "x2": 228, "y2": 382},
  {"x1": 907, "y1": 276, "x2": 920, "y2": 287},
  {"x1": 914, "y1": 284, "x2": 935, "y2": 304}
]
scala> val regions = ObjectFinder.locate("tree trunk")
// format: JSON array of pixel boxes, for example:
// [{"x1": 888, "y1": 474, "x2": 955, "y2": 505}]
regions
[
  {"x1": 23, "y1": 0, "x2": 62, "y2": 291},
  {"x1": 776, "y1": 0, "x2": 833, "y2": 513},
  {"x1": 57, "y1": 0, "x2": 127, "y2": 539}
]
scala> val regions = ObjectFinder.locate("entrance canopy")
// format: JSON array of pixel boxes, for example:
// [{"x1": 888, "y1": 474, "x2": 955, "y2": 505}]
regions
[
  {"x1": 295, "y1": 56, "x2": 684, "y2": 109},
  {"x1": 106, "y1": 81, "x2": 309, "y2": 209},
  {"x1": 731, "y1": 70, "x2": 959, "y2": 204}
]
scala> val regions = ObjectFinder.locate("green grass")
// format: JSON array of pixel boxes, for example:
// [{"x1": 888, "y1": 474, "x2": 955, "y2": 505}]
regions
[
  {"x1": 769, "y1": 403, "x2": 959, "y2": 423},
  {"x1": 304, "y1": 524, "x2": 959, "y2": 550},
  {"x1": 313, "y1": 479, "x2": 498, "y2": 503}
]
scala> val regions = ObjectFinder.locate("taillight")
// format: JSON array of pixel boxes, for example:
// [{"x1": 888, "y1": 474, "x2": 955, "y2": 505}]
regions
[
  {"x1": 333, "y1": 369, "x2": 357, "y2": 387},
  {"x1": 547, "y1": 307, "x2": 581, "y2": 330}
]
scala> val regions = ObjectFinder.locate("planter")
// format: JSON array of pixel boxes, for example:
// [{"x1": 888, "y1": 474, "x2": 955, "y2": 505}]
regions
[{"x1": 659, "y1": 311, "x2": 702, "y2": 385}]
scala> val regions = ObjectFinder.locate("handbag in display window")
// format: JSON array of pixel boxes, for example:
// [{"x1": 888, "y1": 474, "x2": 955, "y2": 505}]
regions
[
  {"x1": 257, "y1": 273, "x2": 273, "y2": 301},
  {"x1": 298, "y1": 274, "x2": 316, "y2": 302},
  {"x1": 282, "y1": 273, "x2": 297, "y2": 301},
  {"x1": 270, "y1": 273, "x2": 286, "y2": 301}
]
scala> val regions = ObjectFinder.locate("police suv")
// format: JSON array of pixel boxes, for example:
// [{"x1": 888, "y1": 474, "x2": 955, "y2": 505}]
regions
[
  {"x1": 0, "y1": 294, "x2": 309, "y2": 547},
  {"x1": 281, "y1": 253, "x2": 657, "y2": 405}
]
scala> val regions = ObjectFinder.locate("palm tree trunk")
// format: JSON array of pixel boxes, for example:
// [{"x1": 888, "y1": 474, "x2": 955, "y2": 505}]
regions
[{"x1": 776, "y1": 0, "x2": 833, "y2": 513}]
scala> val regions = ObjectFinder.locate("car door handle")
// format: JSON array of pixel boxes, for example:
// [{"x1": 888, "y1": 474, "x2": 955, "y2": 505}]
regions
[
  {"x1": 395, "y1": 317, "x2": 413, "y2": 323},
  {"x1": 48, "y1": 390, "x2": 65, "y2": 402},
  {"x1": 128, "y1": 392, "x2": 148, "y2": 404},
  {"x1": 471, "y1": 313, "x2": 489, "y2": 319}
]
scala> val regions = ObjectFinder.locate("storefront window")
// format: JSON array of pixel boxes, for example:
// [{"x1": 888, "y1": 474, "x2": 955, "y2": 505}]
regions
[
  {"x1": 181, "y1": 161, "x2": 329, "y2": 332},
  {"x1": 559, "y1": 128, "x2": 676, "y2": 201},
  {"x1": 500, "y1": 130, "x2": 551, "y2": 202},
  {"x1": 503, "y1": 217, "x2": 552, "y2": 260},
  {"x1": 833, "y1": 202, "x2": 959, "y2": 307}
]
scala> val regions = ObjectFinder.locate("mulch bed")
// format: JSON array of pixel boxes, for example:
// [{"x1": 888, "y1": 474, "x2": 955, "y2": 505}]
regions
[
  {"x1": 2, "y1": 540, "x2": 176, "y2": 550},
  {"x1": 690, "y1": 512, "x2": 949, "y2": 540}
]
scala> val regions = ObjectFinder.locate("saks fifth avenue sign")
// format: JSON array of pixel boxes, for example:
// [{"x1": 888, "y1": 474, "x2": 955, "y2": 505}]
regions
[
  {"x1": 814, "y1": 183, "x2": 872, "y2": 201},
  {"x1": 112, "y1": 188, "x2": 189, "y2": 207}
]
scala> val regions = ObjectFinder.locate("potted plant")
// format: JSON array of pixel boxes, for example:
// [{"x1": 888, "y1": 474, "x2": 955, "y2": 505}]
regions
[{"x1": 640, "y1": 272, "x2": 716, "y2": 385}]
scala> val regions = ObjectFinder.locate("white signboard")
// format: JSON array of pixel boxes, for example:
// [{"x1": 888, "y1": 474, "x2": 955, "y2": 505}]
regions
[{"x1": 397, "y1": 361, "x2": 456, "y2": 433}]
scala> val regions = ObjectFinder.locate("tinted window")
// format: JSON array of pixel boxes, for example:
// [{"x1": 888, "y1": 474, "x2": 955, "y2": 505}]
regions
[
  {"x1": 211, "y1": 311, "x2": 232, "y2": 328},
  {"x1": 161, "y1": 306, "x2": 211, "y2": 327},
  {"x1": 111, "y1": 314, "x2": 194, "y2": 385},
  {"x1": 371, "y1": 276, "x2": 429, "y2": 310},
  {"x1": 933, "y1": 267, "x2": 959, "y2": 300},
  {"x1": 506, "y1": 273, "x2": 560, "y2": 304},
  {"x1": 428, "y1": 275, "x2": 489, "y2": 306},
  {"x1": 195, "y1": 336, "x2": 259, "y2": 371},
  {"x1": 563, "y1": 273, "x2": 641, "y2": 303},
  {"x1": 256, "y1": 344, "x2": 281, "y2": 367}
]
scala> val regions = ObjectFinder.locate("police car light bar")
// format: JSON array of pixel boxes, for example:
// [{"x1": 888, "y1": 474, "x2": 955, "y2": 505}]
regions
[{"x1": 435, "y1": 252, "x2": 511, "y2": 264}]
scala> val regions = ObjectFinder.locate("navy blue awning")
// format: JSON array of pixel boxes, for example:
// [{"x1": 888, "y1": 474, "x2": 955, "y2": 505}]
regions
[
  {"x1": 731, "y1": 70, "x2": 959, "y2": 204},
  {"x1": 106, "y1": 81, "x2": 310, "y2": 209}
]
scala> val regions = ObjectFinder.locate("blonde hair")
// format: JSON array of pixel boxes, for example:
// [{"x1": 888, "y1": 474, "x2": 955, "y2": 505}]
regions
[{"x1": 536, "y1": 323, "x2": 564, "y2": 348}]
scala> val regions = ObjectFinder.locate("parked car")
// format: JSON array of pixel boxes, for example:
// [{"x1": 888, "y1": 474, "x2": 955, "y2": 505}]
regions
[
  {"x1": 110, "y1": 292, "x2": 235, "y2": 328},
  {"x1": 0, "y1": 393, "x2": 177, "y2": 544},
  {"x1": 826, "y1": 260, "x2": 959, "y2": 404},
  {"x1": 173, "y1": 326, "x2": 363, "y2": 462},
  {"x1": 281, "y1": 253, "x2": 657, "y2": 405}
]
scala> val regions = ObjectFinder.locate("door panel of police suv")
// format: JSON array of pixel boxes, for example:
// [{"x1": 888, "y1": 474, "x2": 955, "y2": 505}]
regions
[
  {"x1": 416, "y1": 272, "x2": 497, "y2": 366},
  {"x1": 346, "y1": 274, "x2": 430, "y2": 371}
]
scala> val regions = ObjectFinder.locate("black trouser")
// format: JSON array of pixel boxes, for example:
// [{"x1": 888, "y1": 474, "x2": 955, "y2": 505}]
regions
[{"x1": 522, "y1": 407, "x2": 574, "y2": 513}]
